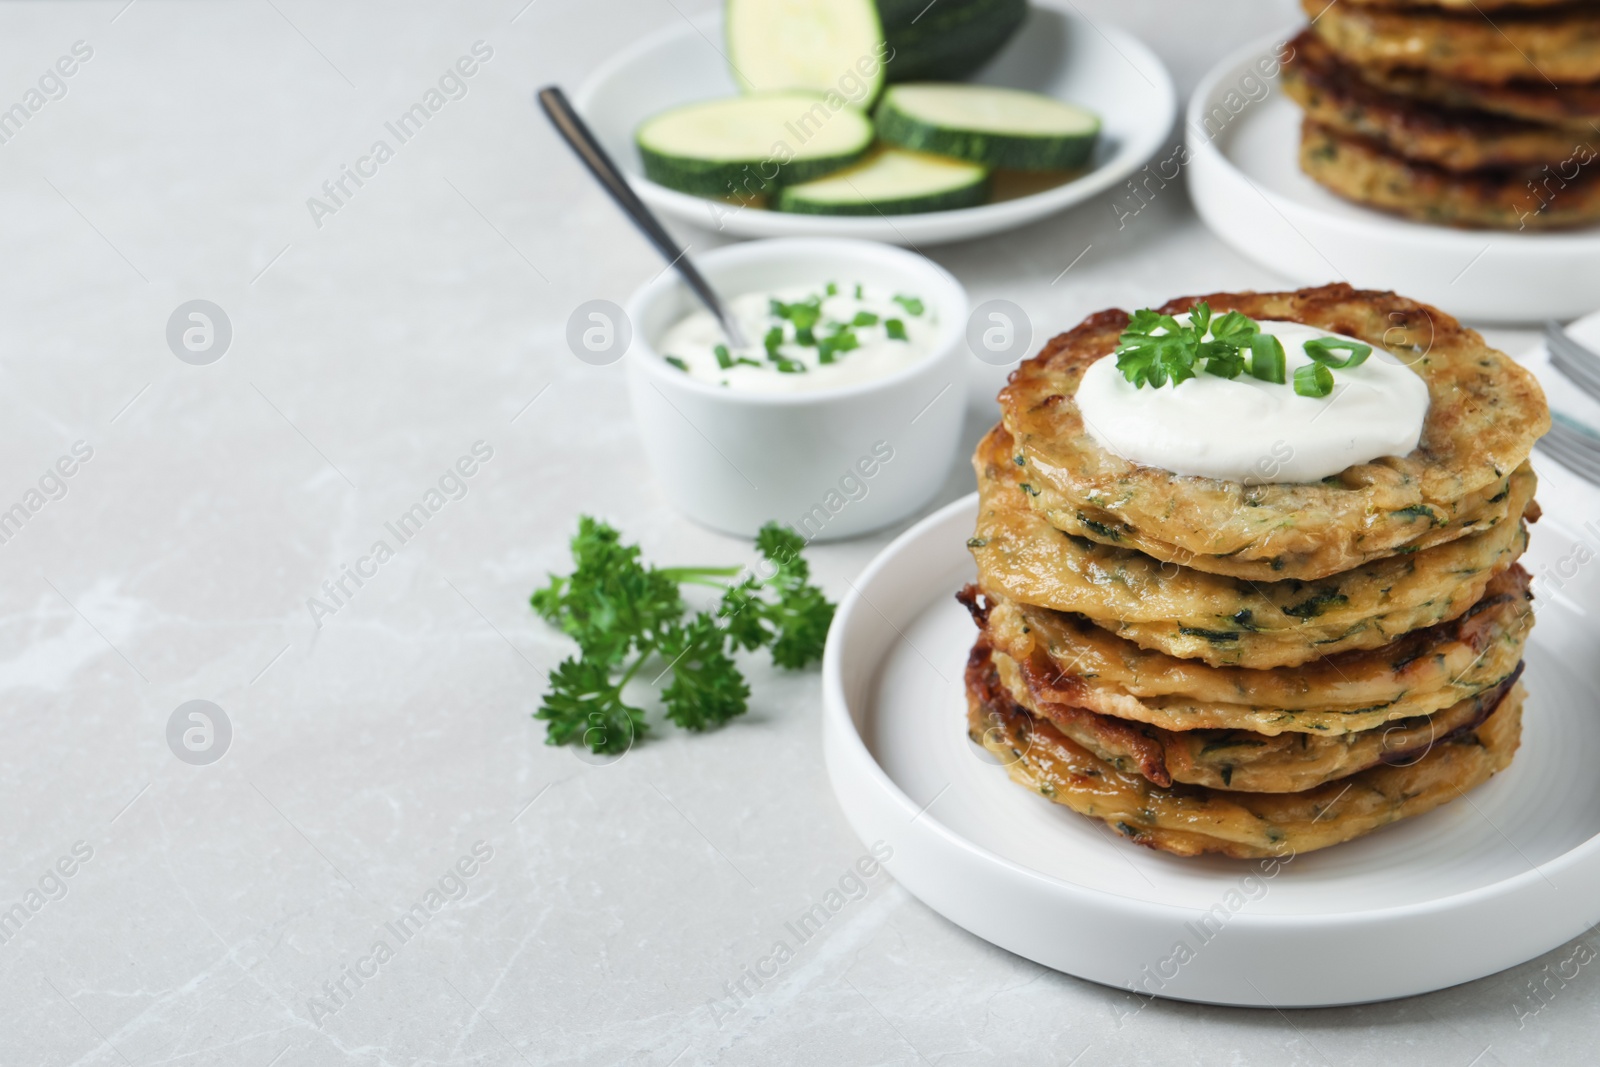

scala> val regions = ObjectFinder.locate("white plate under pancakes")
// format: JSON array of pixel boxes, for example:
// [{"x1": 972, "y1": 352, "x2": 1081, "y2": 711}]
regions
[{"x1": 822, "y1": 491, "x2": 1600, "y2": 1007}]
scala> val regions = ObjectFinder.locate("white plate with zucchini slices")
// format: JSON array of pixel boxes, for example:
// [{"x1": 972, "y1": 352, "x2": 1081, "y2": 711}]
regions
[{"x1": 574, "y1": 0, "x2": 1176, "y2": 246}]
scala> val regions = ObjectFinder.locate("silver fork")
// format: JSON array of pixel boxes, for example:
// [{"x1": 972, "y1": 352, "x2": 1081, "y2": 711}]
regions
[
  {"x1": 1535, "y1": 322, "x2": 1600, "y2": 486},
  {"x1": 1538, "y1": 417, "x2": 1600, "y2": 486},
  {"x1": 1544, "y1": 320, "x2": 1600, "y2": 405}
]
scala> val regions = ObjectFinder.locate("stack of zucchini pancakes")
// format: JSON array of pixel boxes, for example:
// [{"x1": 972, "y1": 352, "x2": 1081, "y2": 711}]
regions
[
  {"x1": 1281, "y1": 0, "x2": 1600, "y2": 229},
  {"x1": 961, "y1": 285, "x2": 1551, "y2": 858}
]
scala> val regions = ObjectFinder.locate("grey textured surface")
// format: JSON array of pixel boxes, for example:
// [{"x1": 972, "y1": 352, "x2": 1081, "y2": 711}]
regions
[{"x1": 1, "y1": 1, "x2": 1592, "y2": 1064}]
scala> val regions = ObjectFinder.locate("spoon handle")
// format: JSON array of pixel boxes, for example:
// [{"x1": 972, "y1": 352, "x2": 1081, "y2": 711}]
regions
[{"x1": 537, "y1": 86, "x2": 747, "y2": 349}]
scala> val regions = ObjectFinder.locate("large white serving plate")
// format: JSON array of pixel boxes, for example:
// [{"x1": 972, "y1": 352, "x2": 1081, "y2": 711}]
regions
[
  {"x1": 1188, "y1": 33, "x2": 1600, "y2": 324},
  {"x1": 573, "y1": 1, "x2": 1175, "y2": 246},
  {"x1": 822, "y1": 493, "x2": 1600, "y2": 1007}
]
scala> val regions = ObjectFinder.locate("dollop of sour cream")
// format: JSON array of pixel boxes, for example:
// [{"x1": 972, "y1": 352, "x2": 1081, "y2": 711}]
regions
[
  {"x1": 657, "y1": 283, "x2": 936, "y2": 393},
  {"x1": 1075, "y1": 317, "x2": 1430, "y2": 483}
]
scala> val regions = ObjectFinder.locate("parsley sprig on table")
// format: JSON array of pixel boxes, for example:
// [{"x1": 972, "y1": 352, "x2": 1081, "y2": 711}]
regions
[
  {"x1": 1112, "y1": 303, "x2": 1371, "y2": 398},
  {"x1": 531, "y1": 518, "x2": 835, "y2": 753}
]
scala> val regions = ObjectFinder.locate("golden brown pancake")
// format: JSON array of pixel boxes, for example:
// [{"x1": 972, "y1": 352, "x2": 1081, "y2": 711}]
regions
[
  {"x1": 1301, "y1": 119, "x2": 1600, "y2": 229},
  {"x1": 971, "y1": 423, "x2": 1535, "y2": 667},
  {"x1": 999, "y1": 285, "x2": 1550, "y2": 581},
  {"x1": 989, "y1": 641, "x2": 1521, "y2": 793},
  {"x1": 1306, "y1": 0, "x2": 1600, "y2": 85},
  {"x1": 966, "y1": 642, "x2": 1526, "y2": 859},
  {"x1": 1357, "y1": 63, "x2": 1600, "y2": 129},
  {"x1": 1282, "y1": 29, "x2": 1594, "y2": 170},
  {"x1": 966, "y1": 564, "x2": 1534, "y2": 736},
  {"x1": 1339, "y1": 0, "x2": 1592, "y2": 8}
]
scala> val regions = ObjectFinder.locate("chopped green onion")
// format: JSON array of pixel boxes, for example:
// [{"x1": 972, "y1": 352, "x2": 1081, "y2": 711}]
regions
[
  {"x1": 1248, "y1": 334, "x2": 1286, "y2": 383},
  {"x1": 853, "y1": 283, "x2": 863, "y2": 299},
  {"x1": 1303, "y1": 337, "x2": 1371, "y2": 369},
  {"x1": 734, "y1": 357, "x2": 763, "y2": 368},
  {"x1": 817, "y1": 324, "x2": 859, "y2": 364},
  {"x1": 770, "y1": 297, "x2": 821, "y2": 345},
  {"x1": 664, "y1": 355, "x2": 688, "y2": 372},
  {"x1": 1117, "y1": 306, "x2": 1366, "y2": 398},
  {"x1": 825, "y1": 281, "x2": 838, "y2": 296},
  {"x1": 763, "y1": 326, "x2": 783, "y2": 360},
  {"x1": 885, "y1": 318, "x2": 908, "y2": 341},
  {"x1": 1294, "y1": 362, "x2": 1334, "y2": 397},
  {"x1": 851, "y1": 311, "x2": 879, "y2": 327},
  {"x1": 893, "y1": 294, "x2": 924, "y2": 316},
  {"x1": 713, "y1": 343, "x2": 733, "y2": 370}
]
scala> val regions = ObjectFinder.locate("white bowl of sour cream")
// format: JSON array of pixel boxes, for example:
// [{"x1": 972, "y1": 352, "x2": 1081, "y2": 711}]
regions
[{"x1": 626, "y1": 238, "x2": 968, "y2": 541}]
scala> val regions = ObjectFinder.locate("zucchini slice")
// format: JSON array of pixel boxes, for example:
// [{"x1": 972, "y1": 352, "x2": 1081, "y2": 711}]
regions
[
  {"x1": 773, "y1": 146, "x2": 989, "y2": 215},
  {"x1": 636, "y1": 93, "x2": 874, "y2": 198},
  {"x1": 725, "y1": 0, "x2": 1028, "y2": 101},
  {"x1": 877, "y1": 0, "x2": 1028, "y2": 83},
  {"x1": 875, "y1": 84, "x2": 1101, "y2": 171},
  {"x1": 726, "y1": 0, "x2": 887, "y2": 103}
]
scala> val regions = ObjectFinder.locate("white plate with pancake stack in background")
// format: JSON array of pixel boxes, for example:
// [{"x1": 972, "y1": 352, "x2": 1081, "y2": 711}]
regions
[{"x1": 1189, "y1": 21, "x2": 1600, "y2": 324}]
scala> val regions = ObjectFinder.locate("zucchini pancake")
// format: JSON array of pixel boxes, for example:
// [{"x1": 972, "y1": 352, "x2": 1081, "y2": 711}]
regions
[
  {"x1": 1281, "y1": 30, "x2": 1593, "y2": 172},
  {"x1": 963, "y1": 285, "x2": 1548, "y2": 858},
  {"x1": 999, "y1": 286, "x2": 1546, "y2": 581},
  {"x1": 1281, "y1": 13, "x2": 1600, "y2": 230},
  {"x1": 1305, "y1": 0, "x2": 1600, "y2": 85}
]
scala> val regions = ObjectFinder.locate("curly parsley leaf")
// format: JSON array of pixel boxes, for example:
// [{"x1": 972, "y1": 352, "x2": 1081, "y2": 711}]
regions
[
  {"x1": 1209, "y1": 310, "x2": 1259, "y2": 346},
  {"x1": 717, "y1": 523, "x2": 835, "y2": 669},
  {"x1": 765, "y1": 581, "x2": 834, "y2": 669},
  {"x1": 719, "y1": 579, "x2": 773, "y2": 653},
  {"x1": 535, "y1": 656, "x2": 646, "y2": 754},
  {"x1": 530, "y1": 517, "x2": 681, "y2": 666},
  {"x1": 1199, "y1": 340, "x2": 1245, "y2": 379},
  {"x1": 756, "y1": 522, "x2": 811, "y2": 587},
  {"x1": 659, "y1": 614, "x2": 749, "y2": 731},
  {"x1": 1114, "y1": 308, "x2": 1199, "y2": 388},
  {"x1": 757, "y1": 523, "x2": 833, "y2": 666}
]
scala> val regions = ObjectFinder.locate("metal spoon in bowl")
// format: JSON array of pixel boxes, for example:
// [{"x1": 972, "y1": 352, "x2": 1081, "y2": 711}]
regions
[{"x1": 536, "y1": 85, "x2": 747, "y2": 350}]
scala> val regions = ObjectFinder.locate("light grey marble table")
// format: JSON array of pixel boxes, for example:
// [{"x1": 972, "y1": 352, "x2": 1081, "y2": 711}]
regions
[{"x1": 0, "y1": 1, "x2": 1588, "y2": 1064}]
